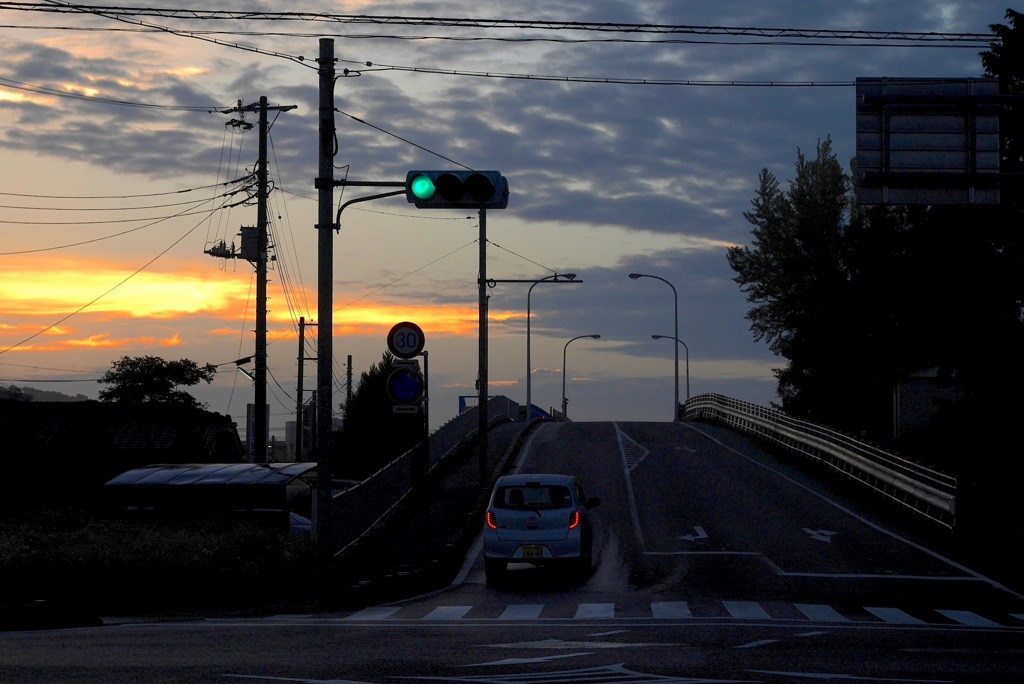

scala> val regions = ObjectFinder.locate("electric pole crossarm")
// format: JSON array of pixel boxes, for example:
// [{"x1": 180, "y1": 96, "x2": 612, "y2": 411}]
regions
[{"x1": 222, "y1": 102, "x2": 298, "y2": 114}]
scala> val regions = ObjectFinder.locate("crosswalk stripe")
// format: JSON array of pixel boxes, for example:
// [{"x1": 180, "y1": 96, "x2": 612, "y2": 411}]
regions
[
  {"x1": 340, "y1": 602, "x2": 1020, "y2": 627},
  {"x1": 345, "y1": 606, "x2": 400, "y2": 621},
  {"x1": 936, "y1": 609, "x2": 1000, "y2": 627},
  {"x1": 795, "y1": 603, "x2": 850, "y2": 622},
  {"x1": 724, "y1": 600, "x2": 771, "y2": 620},
  {"x1": 500, "y1": 604, "x2": 545, "y2": 620},
  {"x1": 424, "y1": 605, "x2": 472, "y2": 620},
  {"x1": 575, "y1": 602, "x2": 615, "y2": 619},
  {"x1": 651, "y1": 601, "x2": 692, "y2": 618},
  {"x1": 866, "y1": 607, "x2": 925, "y2": 624}
]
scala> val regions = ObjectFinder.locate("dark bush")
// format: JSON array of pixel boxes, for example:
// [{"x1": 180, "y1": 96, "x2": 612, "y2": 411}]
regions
[{"x1": 0, "y1": 508, "x2": 317, "y2": 615}]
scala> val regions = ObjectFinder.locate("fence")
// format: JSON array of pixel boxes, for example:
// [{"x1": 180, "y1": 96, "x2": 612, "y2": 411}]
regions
[
  {"x1": 328, "y1": 395, "x2": 520, "y2": 557},
  {"x1": 684, "y1": 393, "x2": 958, "y2": 530}
]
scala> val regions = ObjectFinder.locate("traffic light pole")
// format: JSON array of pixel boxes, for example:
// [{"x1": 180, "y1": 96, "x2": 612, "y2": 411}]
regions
[
  {"x1": 478, "y1": 207, "x2": 489, "y2": 483},
  {"x1": 315, "y1": 39, "x2": 336, "y2": 555}
]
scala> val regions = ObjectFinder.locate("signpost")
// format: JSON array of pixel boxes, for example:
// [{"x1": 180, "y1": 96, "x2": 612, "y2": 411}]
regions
[{"x1": 387, "y1": 322, "x2": 429, "y2": 479}]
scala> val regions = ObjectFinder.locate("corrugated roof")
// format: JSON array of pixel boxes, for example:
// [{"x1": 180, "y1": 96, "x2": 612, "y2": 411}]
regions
[{"x1": 105, "y1": 462, "x2": 317, "y2": 487}]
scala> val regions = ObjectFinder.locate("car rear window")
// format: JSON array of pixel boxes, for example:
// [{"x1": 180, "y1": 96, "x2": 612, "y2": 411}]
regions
[{"x1": 494, "y1": 485, "x2": 573, "y2": 510}]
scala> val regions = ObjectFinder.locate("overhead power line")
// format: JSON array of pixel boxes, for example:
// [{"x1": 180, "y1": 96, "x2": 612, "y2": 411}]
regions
[
  {"x1": 0, "y1": 76, "x2": 225, "y2": 110},
  {"x1": 0, "y1": 5, "x2": 998, "y2": 44},
  {"x1": 0, "y1": 23, "x2": 993, "y2": 49},
  {"x1": 0, "y1": 176, "x2": 254, "y2": 200}
]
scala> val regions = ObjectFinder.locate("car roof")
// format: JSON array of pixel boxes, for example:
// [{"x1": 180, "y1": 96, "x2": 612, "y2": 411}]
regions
[{"x1": 495, "y1": 473, "x2": 577, "y2": 487}]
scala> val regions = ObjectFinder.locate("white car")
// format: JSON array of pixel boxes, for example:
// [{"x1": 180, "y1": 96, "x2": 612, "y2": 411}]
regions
[{"x1": 482, "y1": 473, "x2": 600, "y2": 583}]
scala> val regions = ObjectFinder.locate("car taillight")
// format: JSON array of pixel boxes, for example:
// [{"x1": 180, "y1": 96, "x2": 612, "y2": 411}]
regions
[
  {"x1": 568, "y1": 509, "x2": 581, "y2": 530},
  {"x1": 486, "y1": 510, "x2": 498, "y2": 530}
]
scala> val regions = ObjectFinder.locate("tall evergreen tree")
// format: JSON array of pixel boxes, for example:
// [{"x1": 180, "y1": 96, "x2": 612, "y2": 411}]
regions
[
  {"x1": 334, "y1": 351, "x2": 422, "y2": 479},
  {"x1": 727, "y1": 138, "x2": 869, "y2": 428}
]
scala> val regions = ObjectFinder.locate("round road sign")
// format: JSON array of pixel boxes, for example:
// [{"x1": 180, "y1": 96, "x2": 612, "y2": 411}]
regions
[
  {"x1": 387, "y1": 368, "x2": 425, "y2": 404},
  {"x1": 387, "y1": 321, "x2": 425, "y2": 359}
]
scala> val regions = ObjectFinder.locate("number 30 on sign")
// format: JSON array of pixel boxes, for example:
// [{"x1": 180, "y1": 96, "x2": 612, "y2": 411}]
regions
[{"x1": 387, "y1": 321, "x2": 425, "y2": 359}]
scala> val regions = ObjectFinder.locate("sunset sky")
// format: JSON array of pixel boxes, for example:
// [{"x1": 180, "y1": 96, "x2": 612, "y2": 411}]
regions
[{"x1": 0, "y1": 2, "x2": 1010, "y2": 444}]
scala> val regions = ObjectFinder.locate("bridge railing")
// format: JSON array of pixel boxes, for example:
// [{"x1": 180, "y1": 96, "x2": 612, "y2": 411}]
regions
[
  {"x1": 328, "y1": 396, "x2": 520, "y2": 557},
  {"x1": 684, "y1": 392, "x2": 958, "y2": 530}
]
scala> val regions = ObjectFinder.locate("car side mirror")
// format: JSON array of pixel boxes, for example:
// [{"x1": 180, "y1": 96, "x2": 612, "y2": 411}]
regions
[{"x1": 586, "y1": 496, "x2": 601, "y2": 509}]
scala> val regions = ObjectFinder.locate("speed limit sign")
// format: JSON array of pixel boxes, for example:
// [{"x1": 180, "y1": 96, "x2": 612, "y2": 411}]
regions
[{"x1": 387, "y1": 321, "x2": 425, "y2": 359}]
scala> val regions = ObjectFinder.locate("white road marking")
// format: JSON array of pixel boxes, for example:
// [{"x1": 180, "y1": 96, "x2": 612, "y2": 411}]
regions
[
  {"x1": 734, "y1": 639, "x2": 778, "y2": 649},
  {"x1": 723, "y1": 601, "x2": 771, "y2": 620},
  {"x1": 802, "y1": 528, "x2": 836, "y2": 543},
  {"x1": 795, "y1": 603, "x2": 850, "y2": 622},
  {"x1": 424, "y1": 605, "x2": 472, "y2": 620},
  {"x1": 936, "y1": 609, "x2": 1000, "y2": 627},
  {"x1": 499, "y1": 604, "x2": 544, "y2": 620},
  {"x1": 575, "y1": 602, "x2": 615, "y2": 619},
  {"x1": 865, "y1": 607, "x2": 925, "y2": 624},
  {"x1": 651, "y1": 601, "x2": 692, "y2": 618},
  {"x1": 344, "y1": 606, "x2": 400, "y2": 620}
]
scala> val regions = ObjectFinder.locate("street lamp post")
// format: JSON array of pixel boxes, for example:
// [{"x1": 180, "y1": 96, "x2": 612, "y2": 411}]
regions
[
  {"x1": 525, "y1": 274, "x2": 577, "y2": 420},
  {"x1": 562, "y1": 334, "x2": 601, "y2": 418},
  {"x1": 652, "y1": 334, "x2": 690, "y2": 403},
  {"x1": 629, "y1": 273, "x2": 679, "y2": 420}
]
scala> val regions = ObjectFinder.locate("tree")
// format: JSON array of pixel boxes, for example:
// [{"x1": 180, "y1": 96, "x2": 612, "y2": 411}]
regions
[
  {"x1": 333, "y1": 351, "x2": 422, "y2": 479},
  {"x1": 980, "y1": 8, "x2": 1024, "y2": 308},
  {"x1": 726, "y1": 138, "x2": 871, "y2": 427},
  {"x1": 98, "y1": 355, "x2": 217, "y2": 408},
  {"x1": 982, "y1": 9, "x2": 1024, "y2": 179},
  {"x1": 727, "y1": 9, "x2": 1024, "y2": 448},
  {"x1": 0, "y1": 385, "x2": 31, "y2": 403}
]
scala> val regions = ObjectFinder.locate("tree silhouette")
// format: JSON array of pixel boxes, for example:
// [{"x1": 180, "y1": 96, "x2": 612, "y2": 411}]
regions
[
  {"x1": 333, "y1": 351, "x2": 422, "y2": 479},
  {"x1": 727, "y1": 138, "x2": 868, "y2": 427},
  {"x1": 98, "y1": 355, "x2": 216, "y2": 409}
]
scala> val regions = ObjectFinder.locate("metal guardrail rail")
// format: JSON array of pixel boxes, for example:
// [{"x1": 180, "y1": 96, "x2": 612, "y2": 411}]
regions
[
  {"x1": 329, "y1": 396, "x2": 520, "y2": 557},
  {"x1": 684, "y1": 392, "x2": 958, "y2": 530}
]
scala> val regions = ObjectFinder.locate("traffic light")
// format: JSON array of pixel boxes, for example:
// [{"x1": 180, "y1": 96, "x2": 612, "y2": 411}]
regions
[{"x1": 405, "y1": 170, "x2": 509, "y2": 209}]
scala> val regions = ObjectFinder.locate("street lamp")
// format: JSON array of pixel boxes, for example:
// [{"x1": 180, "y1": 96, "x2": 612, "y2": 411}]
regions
[
  {"x1": 629, "y1": 272, "x2": 679, "y2": 420},
  {"x1": 526, "y1": 273, "x2": 577, "y2": 420},
  {"x1": 652, "y1": 335, "x2": 690, "y2": 403},
  {"x1": 562, "y1": 334, "x2": 601, "y2": 418}
]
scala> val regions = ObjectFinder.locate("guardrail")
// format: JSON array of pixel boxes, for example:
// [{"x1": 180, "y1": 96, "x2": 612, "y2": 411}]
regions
[
  {"x1": 329, "y1": 395, "x2": 520, "y2": 557},
  {"x1": 684, "y1": 392, "x2": 958, "y2": 530}
]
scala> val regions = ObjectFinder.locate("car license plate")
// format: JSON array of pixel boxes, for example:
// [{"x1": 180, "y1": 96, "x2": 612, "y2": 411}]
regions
[{"x1": 522, "y1": 545, "x2": 544, "y2": 559}]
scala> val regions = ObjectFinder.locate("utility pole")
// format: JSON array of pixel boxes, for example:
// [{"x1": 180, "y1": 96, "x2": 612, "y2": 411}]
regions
[
  {"x1": 315, "y1": 39, "x2": 336, "y2": 550},
  {"x1": 346, "y1": 354, "x2": 353, "y2": 416},
  {"x1": 295, "y1": 317, "x2": 317, "y2": 461},
  {"x1": 254, "y1": 96, "x2": 270, "y2": 464},
  {"x1": 208, "y1": 96, "x2": 295, "y2": 464}
]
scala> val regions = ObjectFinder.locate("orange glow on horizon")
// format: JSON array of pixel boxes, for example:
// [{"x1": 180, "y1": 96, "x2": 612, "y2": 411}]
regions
[
  {"x1": 0, "y1": 258, "x2": 254, "y2": 319},
  {"x1": 0, "y1": 257, "x2": 524, "y2": 356}
]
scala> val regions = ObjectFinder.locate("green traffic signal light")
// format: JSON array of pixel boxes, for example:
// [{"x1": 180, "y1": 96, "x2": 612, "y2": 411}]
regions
[
  {"x1": 404, "y1": 170, "x2": 509, "y2": 209},
  {"x1": 409, "y1": 174, "x2": 436, "y2": 201}
]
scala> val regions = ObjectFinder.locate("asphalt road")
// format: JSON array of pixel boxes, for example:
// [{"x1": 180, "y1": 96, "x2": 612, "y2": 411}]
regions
[{"x1": 4, "y1": 420, "x2": 1023, "y2": 683}]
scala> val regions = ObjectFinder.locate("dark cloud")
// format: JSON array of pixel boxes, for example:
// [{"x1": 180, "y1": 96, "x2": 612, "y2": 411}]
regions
[{"x1": 0, "y1": 1, "x2": 1009, "y2": 429}]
